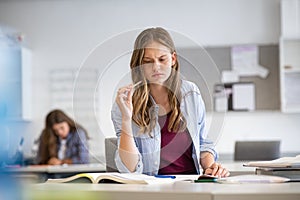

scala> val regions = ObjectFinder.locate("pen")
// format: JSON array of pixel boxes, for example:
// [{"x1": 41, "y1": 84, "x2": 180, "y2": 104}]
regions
[
  {"x1": 154, "y1": 175, "x2": 176, "y2": 179},
  {"x1": 124, "y1": 81, "x2": 143, "y2": 97}
]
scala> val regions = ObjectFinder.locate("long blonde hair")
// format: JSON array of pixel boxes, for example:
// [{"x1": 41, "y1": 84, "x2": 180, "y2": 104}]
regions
[{"x1": 130, "y1": 27, "x2": 187, "y2": 135}]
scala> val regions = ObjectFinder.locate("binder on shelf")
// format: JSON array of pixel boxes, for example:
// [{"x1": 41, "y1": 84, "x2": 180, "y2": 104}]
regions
[{"x1": 214, "y1": 82, "x2": 255, "y2": 111}]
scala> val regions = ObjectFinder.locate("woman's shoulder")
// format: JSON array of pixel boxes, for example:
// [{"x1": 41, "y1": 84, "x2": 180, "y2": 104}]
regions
[
  {"x1": 73, "y1": 127, "x2": 88, "y2": 137},
  {"x1": 181, "y1": 79, "x2": 200, "y2": 92}
]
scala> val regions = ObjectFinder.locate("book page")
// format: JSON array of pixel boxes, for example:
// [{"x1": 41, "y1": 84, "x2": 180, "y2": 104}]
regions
[
  {"x1": 96, "y1": 173, "x2": 149, "y2": 184},
  {"x1": 96, "y1": 173, "x2": 176, "y2": 184},
  {"x1": 47, "y1": 173, "x2": 197, "y2": 185},
  {"x1": 46, "y1": 173, "x2": 94, "y2": 183}
]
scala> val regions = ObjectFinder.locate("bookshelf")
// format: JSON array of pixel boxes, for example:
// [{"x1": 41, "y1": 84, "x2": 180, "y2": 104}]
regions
[
  {"x1": 280, "y1": 0, "x2": 300, "y2": 112},
  {"x1": 0, "y1": 46, "x2": 32, "y2": 120}
]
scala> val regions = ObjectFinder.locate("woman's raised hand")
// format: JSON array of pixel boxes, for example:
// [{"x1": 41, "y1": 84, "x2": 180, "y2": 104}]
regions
[{"x1": 115, "y1": 84, "x2": 135, "y2": 121}]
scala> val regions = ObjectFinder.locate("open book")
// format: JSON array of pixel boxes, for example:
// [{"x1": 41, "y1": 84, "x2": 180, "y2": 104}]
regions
[
  {"x1": 243, "y1": 155, "x2": 300, "y2": 168},
  {"x1": 46, "y1": 173, "x2": 178, "y2": 184}
]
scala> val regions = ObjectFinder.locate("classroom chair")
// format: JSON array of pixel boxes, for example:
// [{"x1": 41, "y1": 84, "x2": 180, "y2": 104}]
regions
[
  {"x1": 234, "y1": 140, "x2": 281, "y2": 161},
  {"x1": 104, "y1": 137, "x2": 118, "y2": 172}
]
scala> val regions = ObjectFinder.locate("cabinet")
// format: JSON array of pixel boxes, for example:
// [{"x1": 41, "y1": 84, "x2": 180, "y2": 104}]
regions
[
  {"x1": 279, "y1": 37, "x2": 300, "y2": 112},
  {"x1": 281, "y1": 0, "x2": 300, "y2": 38},
  {"x1": 280, "y1": 0, "x2": 300, "y2": 113},
  {"x1": 0, "y1": 45, "x2": 32, "y2": 120}
]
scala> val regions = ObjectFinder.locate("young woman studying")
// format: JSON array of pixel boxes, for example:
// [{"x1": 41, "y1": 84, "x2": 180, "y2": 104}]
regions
[
  {"x1": 37, "y1": 109, "x2": 89, "y2": 165},
  {"x1": 111, "y1": 27, "x2": 229, "y2": 177}
]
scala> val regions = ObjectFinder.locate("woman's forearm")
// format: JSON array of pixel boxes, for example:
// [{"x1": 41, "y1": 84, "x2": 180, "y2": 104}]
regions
[
  {"x1": 200, "y1": 151, "x2": 230, "y2": 177},
  {"x1": 119, "y1": 119, "x2": 139, "y2": 172},
  {"x1": 200, "y1": 151, "x2": 215, "y2": 171}
]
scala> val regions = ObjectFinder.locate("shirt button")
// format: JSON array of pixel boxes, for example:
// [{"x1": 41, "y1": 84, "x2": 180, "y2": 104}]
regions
[{"x1": 154, "y1": 161, "x2": 158, "y2": 165}]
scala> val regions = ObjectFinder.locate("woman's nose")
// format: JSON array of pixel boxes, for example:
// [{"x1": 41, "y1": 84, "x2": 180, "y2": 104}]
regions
[{"x1": 152, "y1": 61, "x2": 160, "y2": 71}]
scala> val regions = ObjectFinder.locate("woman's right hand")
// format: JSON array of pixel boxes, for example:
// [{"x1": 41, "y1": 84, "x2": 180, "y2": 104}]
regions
[{"x1": 115, "y1": 84, "x2": 135, "y2": 121}]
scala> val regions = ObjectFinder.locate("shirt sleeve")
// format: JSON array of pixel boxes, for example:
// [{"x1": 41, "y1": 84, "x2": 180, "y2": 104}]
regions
[
  {"x1": 111, "y1": 102, "x2": 143, "y2": 173},
  {"x1": 199, "y1": 117, "x2": 218, "y2": 161},
  {"x1": 194, "y1": 84, "x2": 218, "y2": 161},
  {"x1": 72, "y1": 129, "x2": 89, "y2": 164}
]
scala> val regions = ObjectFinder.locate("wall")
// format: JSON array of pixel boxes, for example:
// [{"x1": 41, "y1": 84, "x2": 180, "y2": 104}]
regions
[
  {"x1": 0, "y1": 0, "x2": 299, "y2": 161},
  {"x1": 208, "y1": 111, "x2": 300, "y2": 155},
  {"x1": 178, "y1": 45, "x2": 280, "y2": 111}
]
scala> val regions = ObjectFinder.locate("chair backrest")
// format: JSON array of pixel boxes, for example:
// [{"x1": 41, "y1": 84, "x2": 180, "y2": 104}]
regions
[
  {"x1": 234, "y1": 140, "x2": 281, "y2": 161},
  {"x1": 104, "y1": 137, "x2": 118, "y2": 172}
]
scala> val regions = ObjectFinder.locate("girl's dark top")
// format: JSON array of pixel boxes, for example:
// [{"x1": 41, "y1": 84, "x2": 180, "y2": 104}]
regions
[{"x1": 158, "y1": 113, "x2": 197, "y2": 175}]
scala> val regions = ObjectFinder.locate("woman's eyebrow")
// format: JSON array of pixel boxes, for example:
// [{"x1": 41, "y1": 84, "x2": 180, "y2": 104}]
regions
[
  {"x1": 143, "y1": 54, "x2": 168, "y2": 59},
  {"x1": 143, "y1": 57, "x2": 152, "y2": 60}
]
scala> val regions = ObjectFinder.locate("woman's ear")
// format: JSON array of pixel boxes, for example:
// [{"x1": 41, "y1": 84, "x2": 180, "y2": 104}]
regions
[{"x1": 171, "y1": 52, "x2": 177, "y2": 66}]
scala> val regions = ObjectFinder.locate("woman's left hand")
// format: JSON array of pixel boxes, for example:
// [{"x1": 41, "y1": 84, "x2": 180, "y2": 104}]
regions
[
  {"x1": 203, "y1": 162, "x2": 230, "y2": 177},
  {"x1": 48, "y1": 157, "x2": 62, "y2": 165}
]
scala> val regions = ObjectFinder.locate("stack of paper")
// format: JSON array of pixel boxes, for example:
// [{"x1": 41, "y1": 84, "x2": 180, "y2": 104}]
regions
[{"x1": 244, "y1": 155, "x2": 300, "y2": 168}]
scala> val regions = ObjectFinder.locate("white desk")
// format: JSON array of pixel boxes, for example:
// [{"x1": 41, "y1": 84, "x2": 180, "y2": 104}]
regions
[
  {"x1": 9, "y1": 162, "x2": 300, "y2": 200},
  {"x1": 7, "y1": 163, "x2": 106, "y2": 173},
  {"x1": 211, "y1": 182, "x2": 300, "y2": 200},
  {"x1": 23, "y1": 181, "x2": 300, "y2": 200},
  {"x1": 7, "y1": 161, "x2": 252, "y2": 183},
  {"x1": 222, "y1": 161, "x2": 256, "y2": 175},
  {"x1": 6, "y1": 163, "x2": 106, "y2": 182}
]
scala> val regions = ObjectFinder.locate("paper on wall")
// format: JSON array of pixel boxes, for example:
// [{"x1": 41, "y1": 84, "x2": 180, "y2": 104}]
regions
[{"x1": 231, "y1": 45, "x2": 269, "y2": 78}]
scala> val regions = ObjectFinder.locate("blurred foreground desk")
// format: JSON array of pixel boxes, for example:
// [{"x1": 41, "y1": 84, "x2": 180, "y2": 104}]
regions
[
  {"x1": 7, "y1": 163, "x2": 106, "y2": 182},
  {"x1": 8, "y1": 161, "x2": 252, "y2": 182},
  {"x1": 24, "y1": 181, "x2": 300, "y2": 200}
]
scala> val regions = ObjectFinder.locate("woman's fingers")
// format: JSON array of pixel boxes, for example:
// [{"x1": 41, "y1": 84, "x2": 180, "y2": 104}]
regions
[
  {"x1": 204, "y1": 168, "x2": 213, "y2": 175},
  {"x1": 211, "y1": 163, "x2": 219, "y2": 176},
  {"x1": 216, "y1": 165, "x2": 227, "y2": 177},
  {"x1": 115, "y1": 85, "x2": 135, "y2": 120},
  {"x1": 116, "y1": 86, "x2": 133, "y2": 103},
  {"x1": 223, "y1": 169, "x2": 230, "y2": 177},
  {"x1": 204, "y1": 163, "x2": 230, "y2": 177}
]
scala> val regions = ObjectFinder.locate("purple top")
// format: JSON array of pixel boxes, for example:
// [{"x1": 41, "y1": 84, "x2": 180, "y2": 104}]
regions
[{"x1": 158, "y1": 113, "x2": 197, "y2": 175}]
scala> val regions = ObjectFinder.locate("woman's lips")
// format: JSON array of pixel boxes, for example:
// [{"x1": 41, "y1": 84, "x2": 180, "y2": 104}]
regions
[{"x1": 152, "y1": 73, "x2": 164, "y2": 77}]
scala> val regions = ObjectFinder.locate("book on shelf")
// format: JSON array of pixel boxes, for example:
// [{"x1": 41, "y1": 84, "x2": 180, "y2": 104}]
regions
[
  {"x1": 46, "y1": 172, "x2": 193, "y2": 184},
  {"x1": 243, "y1": 154, "x2": 300, "y2": 168}
]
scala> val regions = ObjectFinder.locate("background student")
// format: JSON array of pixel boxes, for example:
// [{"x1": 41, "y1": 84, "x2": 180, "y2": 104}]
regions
[
  {"x1": 111, "y1": 27, "x2": 229, "y2": 177},
  {"x1": 36, "y1": 109, "x2": 89, "y2": 165}
]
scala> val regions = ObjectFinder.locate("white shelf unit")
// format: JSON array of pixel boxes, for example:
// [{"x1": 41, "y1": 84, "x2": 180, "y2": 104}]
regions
[
  {"x1": 280, "y1": 0, "x2": 300, "y2": 113},
  {"x1": 21, "y1": 47, "x2": 32, "y2": 120},
  {"x1": 281, "y1": 0, "x2": 300, "y2": 38},
  {"x1": 0, "y1": 45, "x2": 32, "y2": 120},
  {"x1": 279, "y1": 37, "x2": 300, "y2": 113}
]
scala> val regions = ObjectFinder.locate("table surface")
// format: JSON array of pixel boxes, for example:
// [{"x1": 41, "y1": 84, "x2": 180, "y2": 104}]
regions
[
  {"x1": 7, "y1": 161, "x2": 252, "y2": 173},
  {"x1": 5, "y1": 162, "x2": 300, "y2": 200},
  {"x1": 6, "y1": 163, "x2": 106, "y2": 173},
  {"x1": 23, "y1": 180, "x2": 300, "y2": 200}
]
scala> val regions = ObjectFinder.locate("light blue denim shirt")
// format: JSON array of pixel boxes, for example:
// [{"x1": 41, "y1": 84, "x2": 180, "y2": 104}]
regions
[
  {"x1": 111, "y1": 80, "x2": 217, "y2": 175},
  {"x1": 57, "y1": 128, "x2": 89, "y2": 164}
]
